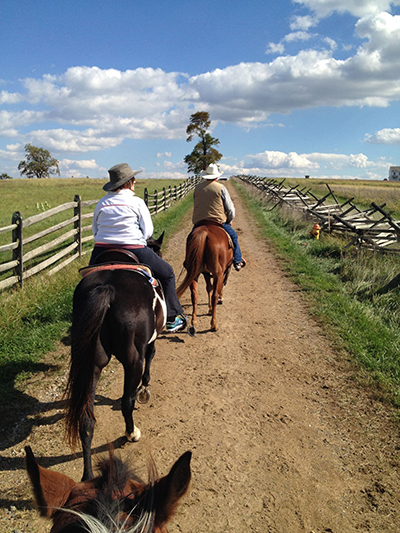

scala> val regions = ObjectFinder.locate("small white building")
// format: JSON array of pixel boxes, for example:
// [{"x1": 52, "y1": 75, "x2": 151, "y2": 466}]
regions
[{"x1": 389, "y1": 166, "x2": 400, "y2": 181}]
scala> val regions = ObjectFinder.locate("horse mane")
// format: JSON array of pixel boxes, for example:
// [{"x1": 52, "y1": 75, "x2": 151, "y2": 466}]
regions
[{"x1": 60, "y1": 451, "x2": 160, "y2": 533}]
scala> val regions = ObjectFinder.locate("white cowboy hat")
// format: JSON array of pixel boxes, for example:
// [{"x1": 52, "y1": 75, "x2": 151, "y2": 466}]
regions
[{"x1": 200, "y1": 163, "x2": 223, "y2": 179}]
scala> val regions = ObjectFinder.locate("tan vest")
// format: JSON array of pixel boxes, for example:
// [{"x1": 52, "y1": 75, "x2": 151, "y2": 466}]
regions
[{"x1": 192, "y1": 180, "x2": 226, "y2": 225}]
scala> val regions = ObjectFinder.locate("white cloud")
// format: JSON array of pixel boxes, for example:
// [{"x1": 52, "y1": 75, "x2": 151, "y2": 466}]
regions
[
  {"x1": 0, "y1": 91, "x2": 24, "y2": 104},
  {"x1": 157, "y1": 152, "x2": 172, "y2": 158},
  {"x1": 266, "y1": 42, "x2": 285, "y2": 55},
  {"x1": 292, "y1": 0, "x2": 400, "y2": 18},
  {"x1": 247, "y1": 150, "x2": 319, "y2": 170},
  {"x1": 290, "y1": 15, "x2": 319, "y2": 31},
  {"x1": 284, "y1": 31, "x2": 314, "y2": 43},
  {"x1": 60, "y1": 159, "x2": 101, "y2": 169},
  {"x1": 1, "y1": 11, "x2": 400, "y2": 165},
  {"x1": 365, "y1": 128, "x2": 400, "y2": 144}
]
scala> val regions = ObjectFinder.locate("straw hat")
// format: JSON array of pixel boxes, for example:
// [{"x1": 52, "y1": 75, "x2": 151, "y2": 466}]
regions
[{"x1": 103, "y1": 163, "x2": 142, "y2": 191}]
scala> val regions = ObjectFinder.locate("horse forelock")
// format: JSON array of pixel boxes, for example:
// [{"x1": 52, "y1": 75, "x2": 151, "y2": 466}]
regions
[{"x1": 54, "y1": 455, "x2": 160, "y2": 533}]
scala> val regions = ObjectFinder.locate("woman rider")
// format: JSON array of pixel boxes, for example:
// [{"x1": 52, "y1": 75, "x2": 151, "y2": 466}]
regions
[{"x1": 90, "y1": 163, "x2": 187, "y2": 333}]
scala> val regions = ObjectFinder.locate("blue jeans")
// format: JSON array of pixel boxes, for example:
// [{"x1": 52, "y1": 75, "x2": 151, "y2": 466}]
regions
[{"x1": 223, "y1": 223, "x2": 242, "y2": 264}]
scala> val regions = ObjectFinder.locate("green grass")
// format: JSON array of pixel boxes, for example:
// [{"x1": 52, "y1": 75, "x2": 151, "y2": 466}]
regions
[
  {"x1": 283, "y1": 177, "x2": 400, "y2": 216},
  {"x1": 234, "y1": 180, "x2": 400, "y2": 407},
  {"x1": 0, "y1": 189, "x2": 194, "y2": 432},
  {"x1": 0, "y1": 177, "x2": 185, "y2": 227}
]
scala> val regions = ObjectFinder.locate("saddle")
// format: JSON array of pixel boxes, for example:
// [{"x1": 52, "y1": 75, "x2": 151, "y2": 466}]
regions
[
  {"x1": 193, "y1": 220, "x2": 233, "y2": 249},
  {"x1": 79, "y1": 248, "x2": 153, "y2": 278},
  {"x1": 79, "y1": 248, "x2": 166, "y2": 343}
]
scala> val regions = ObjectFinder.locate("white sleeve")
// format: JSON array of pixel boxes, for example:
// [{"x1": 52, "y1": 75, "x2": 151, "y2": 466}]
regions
[
  {"x1": 92, "y1": 206, "x2": 99, "y2": 237},
  {"x1": 221, "y1": 186, "x2": 235, "y2": 223},
  {"x1": 138, "y1": 199, "x2": 154, "y2": 239}
]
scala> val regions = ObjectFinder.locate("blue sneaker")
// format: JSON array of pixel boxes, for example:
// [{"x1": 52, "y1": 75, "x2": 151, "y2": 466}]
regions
[{"x1": 166, "y1": 314, "x2": 187, "y2": 333}]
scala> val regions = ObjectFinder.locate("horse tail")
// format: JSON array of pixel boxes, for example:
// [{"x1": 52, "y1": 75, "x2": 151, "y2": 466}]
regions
[
  {"x1": 177, "y1": 229, "x2": 207, "y2": 298},
  {"x1": 65, "y1": 283, "x2": 115, "y2": 448}
]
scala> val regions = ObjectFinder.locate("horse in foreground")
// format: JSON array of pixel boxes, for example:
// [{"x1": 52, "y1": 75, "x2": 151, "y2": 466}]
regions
[
  {"x1": 25, "y1": 445, "x2": 191, "y2": 533},
  {"x1": 177, "y1": 223, "x2": 233, "y2": 333},
  {"x1": 65, "y1": 235, "x2": 166, "y2": 481}
]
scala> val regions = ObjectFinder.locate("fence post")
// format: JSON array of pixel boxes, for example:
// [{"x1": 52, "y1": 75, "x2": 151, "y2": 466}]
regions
[
  {"x1": 74, "y1": 194, "x2": 82, "y2": 258},
  {"x1": 12, "y1": 211, "x2": 23, "y2": 288},
  {"x1": 163, "y1": 187, "x2": 167, "y2": 211},
  {"x1": 144, "y1": 188, "x2": 148, "y2": 206},
  {"x1": 154, "y1": 190, "x2": 158, "y2": 214},
  {"x1": 174, "y1": 185, "x2": 177, "y2": 201}
]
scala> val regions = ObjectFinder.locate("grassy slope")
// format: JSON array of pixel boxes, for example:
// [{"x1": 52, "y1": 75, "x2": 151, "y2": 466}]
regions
[{"x1": 233, "y1": 180, "x2": 400, "y2": 408}]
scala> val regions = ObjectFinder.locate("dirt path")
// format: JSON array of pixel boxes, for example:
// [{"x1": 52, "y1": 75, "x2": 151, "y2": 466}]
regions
[{"x1": 1, "y1": 183, "x2": 400, "y2": 532}]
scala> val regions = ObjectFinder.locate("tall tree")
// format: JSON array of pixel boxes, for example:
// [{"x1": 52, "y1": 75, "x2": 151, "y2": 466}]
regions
[
  {"x1": 18, "y1": 144, "x2": 60, "y2": 179},
  {"x1": 184, "y1": 112, "x2": 222, "y2": 174}
]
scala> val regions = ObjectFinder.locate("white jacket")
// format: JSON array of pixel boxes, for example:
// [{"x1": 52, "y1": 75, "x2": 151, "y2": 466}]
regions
[{"x1": 92, "y1": 189, "x2": 153, "y2": 245}]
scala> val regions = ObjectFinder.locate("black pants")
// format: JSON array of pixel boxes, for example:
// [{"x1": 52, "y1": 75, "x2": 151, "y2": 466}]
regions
[{"x1": 90, "y1": 245, "x2": 184, "y2": 319}]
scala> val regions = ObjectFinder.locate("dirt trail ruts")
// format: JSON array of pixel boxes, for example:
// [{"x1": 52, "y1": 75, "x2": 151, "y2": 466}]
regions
[{"x1": 1, "y1": 182, "x2": 400, "y2": 532}]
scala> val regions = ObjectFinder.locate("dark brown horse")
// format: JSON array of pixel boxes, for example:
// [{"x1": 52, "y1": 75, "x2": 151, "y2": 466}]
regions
[
  {"x1": 177, "y1": 223, "x2": 233, "y2": 333},
  {"x1": 25, "y1": 445, "x2": 191, "y2": 533},
  {"x1": 65, "y1": 235, "x2": 166, "y2": 481}
]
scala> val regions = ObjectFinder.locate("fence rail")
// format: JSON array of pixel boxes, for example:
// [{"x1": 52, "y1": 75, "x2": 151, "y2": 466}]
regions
[
  {"x1": 0, "y1": 177, "x2": 200, "y2": 291},
  {"x1": 238, "y1": 175, "x2": 400, "y2": 253}
]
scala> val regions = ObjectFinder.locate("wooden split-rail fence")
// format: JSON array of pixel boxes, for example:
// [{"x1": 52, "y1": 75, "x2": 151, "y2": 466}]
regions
[
  {"x1": 0, "y1": 177, "x2": 200, "y2": 291},
  {"x1": 238, "y1": 175, "x2": 400, "y2": 254}
]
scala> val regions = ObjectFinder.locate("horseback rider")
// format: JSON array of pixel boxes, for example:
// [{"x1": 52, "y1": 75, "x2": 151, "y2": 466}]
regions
[
  {"x1": 192, "y1": 163, "x2": 247, "y2": 271},
  {"x1": 90, "y1": 163, "x2": 187, "y2": 333}
]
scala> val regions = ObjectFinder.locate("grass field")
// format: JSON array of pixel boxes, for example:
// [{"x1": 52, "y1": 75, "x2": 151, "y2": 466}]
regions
[
  {"x1": 283, "y1": 177, "x2": 400, "y2": 215},
  {"x1": 0, "y1": 177, "x2": 184, "y2": 227}
]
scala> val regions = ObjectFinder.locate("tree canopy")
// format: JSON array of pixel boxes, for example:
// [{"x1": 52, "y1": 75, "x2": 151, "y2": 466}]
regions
[
  {"x1": 184, "y1": 112, "x2": 222, "y2": 175},
  {"x1": 18, "y1": 144, "x2": 60, "y2": 179}
]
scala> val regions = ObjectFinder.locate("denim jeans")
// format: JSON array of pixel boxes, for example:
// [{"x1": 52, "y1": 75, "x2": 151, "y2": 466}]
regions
[{"x1": 222, "y1": 223, "x2": 242, "y2": 264}]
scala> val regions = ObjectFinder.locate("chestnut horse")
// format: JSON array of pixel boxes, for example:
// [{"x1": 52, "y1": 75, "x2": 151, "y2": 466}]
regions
[
  {"x1": 25, "y1": 445, "x2": 191, "y2": 533},
  {"x1": 65, "y1": 235, "x2": 166, "y2": 481},
  {"x1": 177, "y1": 223, "x2": 233, "y2": 334}
]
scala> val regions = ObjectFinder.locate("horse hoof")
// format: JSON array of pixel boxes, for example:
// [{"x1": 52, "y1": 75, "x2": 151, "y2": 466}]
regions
[
  {"x1": 136, "y1": 386, "x2": 150, "y2": 404},
  {"x1": 218, "y1": 298, "x2": 223, "y2": 305},
  {"x1": 188, "y1": 325, "x2": 197, "y2": 337},
  {"x1": 125, "y1": 426, "x2": 141, "y2": 442},
  {"x1": 211, "y1": 325, "x2": 218, "y2": 332}
]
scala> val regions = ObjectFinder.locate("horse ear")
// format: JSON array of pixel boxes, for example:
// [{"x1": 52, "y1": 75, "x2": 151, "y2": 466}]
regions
[
  {"x1": 157, "y1": 231, "x2": 165, "y2": 245},
  {"x1": 153, "y1": 451, "x2": 192, "y2": 527},
  {"x1": 25, "y1": 446, "x2": 77, "y2": 518}
]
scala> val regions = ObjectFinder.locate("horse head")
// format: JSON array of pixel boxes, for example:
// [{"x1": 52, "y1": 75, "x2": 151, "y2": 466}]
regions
[
  {"x1": 25, "y1": 445, "x2": 191, "y2": 533},
  {"x1": 147, "y1": 231, "x2": 165, "y2": 257}
]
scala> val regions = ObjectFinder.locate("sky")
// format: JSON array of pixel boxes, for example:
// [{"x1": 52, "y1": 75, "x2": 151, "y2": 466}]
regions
[{"x1": 1, "y1": 0, "x2": 400, "y2": 181}]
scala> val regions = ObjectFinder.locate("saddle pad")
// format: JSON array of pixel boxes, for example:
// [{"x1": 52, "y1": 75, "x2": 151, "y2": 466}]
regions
[{"x1": 79, "y1": 263, "x2": 157, "y2": 286}]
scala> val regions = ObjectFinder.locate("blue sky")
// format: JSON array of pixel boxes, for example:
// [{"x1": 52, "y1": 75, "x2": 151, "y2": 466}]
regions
[{"x1": 1, "y1": 0, "x2": 400, "y2": 180}]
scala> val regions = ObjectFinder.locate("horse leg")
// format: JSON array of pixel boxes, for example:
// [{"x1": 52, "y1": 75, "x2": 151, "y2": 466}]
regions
[
  {"x1": 79, "y1": 365, "x2": 102, "y2": 481},
  {"x1": 190, "y1": 278, "x2": 199, "y2": 330},
  {"x1": 203, "y1": 273, "x2": 213, "y2": 315},
  {"x1": 210, "y1": 273, "x2": 224, "y2": 332},
  {"x1": 136, "y1": 341, "x2": 155, "y2": 404},
  {"x1": 122, "y1": 352, "x2": 143, "y2": 442},
  {"x1": 218, "y1": 286, "x2": 224, "y2": 305}
]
